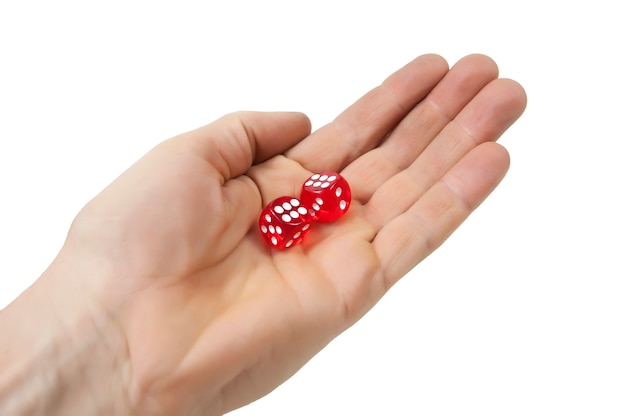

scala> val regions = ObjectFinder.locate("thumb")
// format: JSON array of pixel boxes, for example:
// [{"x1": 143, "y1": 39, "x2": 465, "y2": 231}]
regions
[{"x1": 172, "y1": 111, "x2": 312, "y2": 182}]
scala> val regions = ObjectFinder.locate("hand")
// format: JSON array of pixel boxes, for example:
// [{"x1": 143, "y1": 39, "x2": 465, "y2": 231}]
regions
[{"x1": 0, "y1": 54, "x2": 526, "y2": 415}]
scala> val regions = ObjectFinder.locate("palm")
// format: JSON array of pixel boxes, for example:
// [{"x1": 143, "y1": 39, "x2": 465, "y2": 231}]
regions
[{"x1": 67, "y1": 54, "x2": 525, "y2": 414}]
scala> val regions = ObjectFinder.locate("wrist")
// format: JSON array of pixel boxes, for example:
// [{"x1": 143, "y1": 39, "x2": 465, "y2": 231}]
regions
[{"x1": 0, "y1": 251, "x2": 131, "y2": 415}]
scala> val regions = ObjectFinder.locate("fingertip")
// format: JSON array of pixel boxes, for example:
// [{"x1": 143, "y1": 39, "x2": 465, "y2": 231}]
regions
[
  {"x1": 226, "y1": 111, "x2": 312, "y2": 164},
  {"x1": 383, "y1": 54, "x2": 450, "y2": 110},
  {"x1": 383, "y1": 53, "x2": 448, "y2": 80},
  {"x1": 290, "y1": 111, "x2": 313, "y2": 138},
  {"x1": 444, "y1": 142, "x2": 511, "y2": 211},
  {"x1": 252, "y1": 111, "x2": 312, "y2": 163},
  {"x1": 488, "y1": 78, "x2": 528, "y2": 129},
  {"x1": 453, "y1": 77, "x2": 528, "y2": 144},
  {"x1": 498, "y1": 78, "x2": 528, "y2": 114},
  {"x1": 420, "y1": 52, "x2": 449, "y2": 64},
  {"x1": 474, "y1": 141, "x2": 511, "y2": 178},
  {"x1": 408, "y1": 53, "x2": 450, "y2": 74},
  {"x1": 484, "y1": 141, "x2": 511, "y2": 177},
  {"x1": 455, "y1": 53, "x2": 499, "y2": 78}
]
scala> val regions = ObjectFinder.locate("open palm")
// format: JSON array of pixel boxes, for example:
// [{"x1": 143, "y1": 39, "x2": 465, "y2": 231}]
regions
[{"x1": 64, "y1": 54, "x2": 526, "y2": 415}]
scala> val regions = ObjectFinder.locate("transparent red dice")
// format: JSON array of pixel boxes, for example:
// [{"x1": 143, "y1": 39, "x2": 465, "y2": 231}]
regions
[
  {"x1": 300, "y1": 172, "x2": 351, "y2": 222},
  {"x1": 258, "y1": 172, "x2": 350, "y2": 249},
  {"x1": 258, "y1": 196, "x2": 313, "y2": 249}
]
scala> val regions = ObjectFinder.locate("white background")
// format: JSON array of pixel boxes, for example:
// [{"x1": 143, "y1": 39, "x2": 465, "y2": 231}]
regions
[{"x1": 1, "y1": 1, "x2": 624, "y2": 415}]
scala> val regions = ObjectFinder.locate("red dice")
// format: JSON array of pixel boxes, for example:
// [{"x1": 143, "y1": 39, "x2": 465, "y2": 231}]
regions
[
  {"x1": 300, "y1": 172, "x2": 351, "y2": 222},
  {"x1": 258, "y1": 172, "x2": 351, "y2": 249},
  {"x1": 258, "y1": 196, "x2": 313, "y2": 249}
]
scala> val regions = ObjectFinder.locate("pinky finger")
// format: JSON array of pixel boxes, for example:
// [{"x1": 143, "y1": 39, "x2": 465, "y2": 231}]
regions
[{"x1": 373, "y1": 142, "x2": 510, "y2": 288}]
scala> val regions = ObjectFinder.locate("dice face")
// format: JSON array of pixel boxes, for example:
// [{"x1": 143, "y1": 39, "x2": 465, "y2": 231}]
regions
[
  {"x1": 300, "y1": 172, "x2": 351, "y2": 222},
  {"x1": 259, "y1": 196, "x2": 313, "y2": 249}
]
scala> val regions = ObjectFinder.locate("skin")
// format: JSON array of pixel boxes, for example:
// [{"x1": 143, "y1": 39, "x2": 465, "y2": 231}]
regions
[{"x1": 0, "y1": 54, "x2": 526, "y2": 415}]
